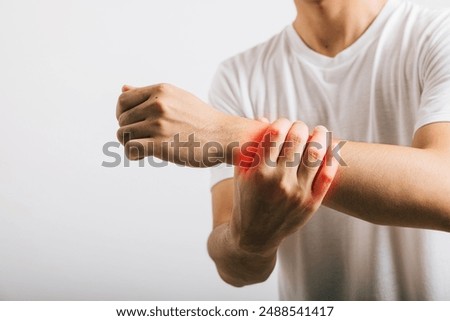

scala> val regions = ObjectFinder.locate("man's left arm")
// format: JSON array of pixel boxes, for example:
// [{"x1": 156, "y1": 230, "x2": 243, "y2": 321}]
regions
[
  {"x1": 323, "y1": 16, "x2": 450, "y2": 231},
  {"x1": 322, "y1": 122, "x2": 450, "y2": 232}
]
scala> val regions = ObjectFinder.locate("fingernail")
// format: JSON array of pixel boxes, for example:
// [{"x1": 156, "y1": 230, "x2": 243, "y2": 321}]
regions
[{"x1": 315, "y1": 125, "x2": 328, "y2": 132}]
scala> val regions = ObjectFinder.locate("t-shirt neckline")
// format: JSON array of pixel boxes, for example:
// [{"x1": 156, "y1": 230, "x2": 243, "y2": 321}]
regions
[{"x1": 286, "y1": 0, "x2": 401, "y2": 67}]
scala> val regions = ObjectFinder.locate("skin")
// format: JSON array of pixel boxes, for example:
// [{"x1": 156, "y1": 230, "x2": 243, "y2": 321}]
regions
[
  {"x1": 293, "y1": 0, "x2": 388, "y2": 57},
  {"x1": 116, "y1": 0, "x2": 450, "y2": 287},
  {"x1": 210, "y1": 121, "x2": 339, "y2": 286}
]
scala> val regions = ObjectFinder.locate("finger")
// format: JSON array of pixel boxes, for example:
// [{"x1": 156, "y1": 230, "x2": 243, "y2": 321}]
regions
[
  {"x1": 124, "y1": 138, "x2": 155, "y2": 161},
  {"x1": 311, "y1": 142, "x2": 339, "y2": 201},
  {"x1": 257, "y1": 116, "x2": 270, "y2": 123},
  {"x1": 122, "y1": 84, "x2": 137, "y2": 93},
  {"x1": 116, "y1": 84, "x2": 159, "y2": 119},
  {"x1": 277, "y1": 121, "x2": 309, "y2": 175},
  {"x1": 297, "y1": 126, "x2": 329, "y2": 190},
  {"x1": 118, "y1": 103, "x2": 147, "y2": 127},
  {"x1": 259, "y1": 118, "x2": 292, "y2": 169},
  {"x1": 117, "y1": 121, "x2": 153, "y2": 145},
  {"x1": 118, "y1": 99, "x2": 162, "y2": 127}
]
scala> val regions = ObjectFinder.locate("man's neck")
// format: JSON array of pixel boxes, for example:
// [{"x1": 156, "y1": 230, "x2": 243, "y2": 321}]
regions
[{"x1": 293, "y1": 0, "x2": 388, "y2": 57}]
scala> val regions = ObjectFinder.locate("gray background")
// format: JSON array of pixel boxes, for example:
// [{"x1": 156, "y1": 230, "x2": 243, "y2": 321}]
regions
[{"x1": 0, "y1": 0, "x2": 447, "y2": 300}]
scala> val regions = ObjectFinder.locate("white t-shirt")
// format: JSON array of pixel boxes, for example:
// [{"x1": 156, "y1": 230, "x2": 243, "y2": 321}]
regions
[{"x1": 209, "y1": 0, "x2": 450, "y2": 300}]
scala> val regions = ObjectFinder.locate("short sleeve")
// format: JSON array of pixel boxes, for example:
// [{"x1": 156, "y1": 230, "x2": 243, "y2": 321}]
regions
[
  {"x1": 415, "y1": 13, "x2": 450, "y2": 132},
  {"x1": 208, "y1": 61, "x2": 245, "y2": 189}
]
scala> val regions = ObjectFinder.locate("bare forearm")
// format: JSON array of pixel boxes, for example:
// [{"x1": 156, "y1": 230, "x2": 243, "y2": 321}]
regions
[
  {"x1": 323, "y1": 141, "x2": 450, "y2": 231},
  {"x1": 219, "y1": 115, "x2": 450, "y2": 232},
  {"x1": 207, "y1": 223, "x2": 276, "y2": 287}
]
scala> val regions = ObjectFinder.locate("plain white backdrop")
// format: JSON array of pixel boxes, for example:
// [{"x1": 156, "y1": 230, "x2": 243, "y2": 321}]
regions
[{"x1": 0, "y1": 0, "x2": 448, "y2": 300}]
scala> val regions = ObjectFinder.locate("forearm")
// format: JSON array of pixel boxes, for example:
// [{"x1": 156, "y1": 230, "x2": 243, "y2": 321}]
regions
[
  {"x1": 218, "y1": 115, "x2": 450, "y2": 232},
  {"x1": 216, "y1": 114, "x2": 269, "y2": 165},
  {"x1": 207, "y1": 223, "x2": 277, "y2": 287},
  {"x1": 323, "y1": 141, "x2": 450, "y2": 231}
]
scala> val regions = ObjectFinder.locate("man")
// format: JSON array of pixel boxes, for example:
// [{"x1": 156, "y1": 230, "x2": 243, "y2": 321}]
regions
[{"x1": 116, "y1": 0, "x2": 450, "y2": 300}]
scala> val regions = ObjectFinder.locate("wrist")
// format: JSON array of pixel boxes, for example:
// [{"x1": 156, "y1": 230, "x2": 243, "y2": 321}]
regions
[{"x1": 218, "y1": 115, "x2": 268, "y2": 165}]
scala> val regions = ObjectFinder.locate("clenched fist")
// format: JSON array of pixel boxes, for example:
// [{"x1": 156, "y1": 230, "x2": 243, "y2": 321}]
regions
[{"x1": 116, "y1": 83, "x2": 261, "y2": 167}]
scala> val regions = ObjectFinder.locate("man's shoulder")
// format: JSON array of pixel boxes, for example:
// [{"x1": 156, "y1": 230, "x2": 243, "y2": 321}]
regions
[
  {"x1": 397, "y1": 1, "x2": 450, "y2": 37},
  {"x1": 217, "y1": 26, "x2": 291, "y2": 77},
  {"x1": 393, "y1": 1, "x2": 450, "y2": 65}
]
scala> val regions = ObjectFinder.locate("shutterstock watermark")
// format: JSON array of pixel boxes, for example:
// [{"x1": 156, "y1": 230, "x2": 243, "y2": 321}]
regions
[{"x1": 102, "y1": 132, "x2": 347, "y2": 168}]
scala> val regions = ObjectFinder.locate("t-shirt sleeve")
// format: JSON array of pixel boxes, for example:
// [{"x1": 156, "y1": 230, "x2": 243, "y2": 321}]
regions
[
  {"x1": 208, "y1": 61, "x2": 245, "y2": 189},
  {"x1": 415, "y1": 13, "x2": 450, "y2": 132}
]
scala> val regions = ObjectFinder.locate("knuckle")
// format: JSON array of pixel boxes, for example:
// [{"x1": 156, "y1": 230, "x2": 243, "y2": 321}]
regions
[
  {"x1": 277, "y1": 178, "x2": 293, "y2": 196},
  {"x1": 116, "y1": 129, "x2": 123, "y2": 142},
  {"x1": 117, "y1": 128, "x2": 132, "y2": 143},
  {"x1": 152, "y1": 118, "x2": 162, "y2": 130},
  {"x1": 294, "y1": 120, "x2": 308, "y2": 129},
  {"x1": 308, "y1": 147, "x2": 322, "y2": 162},
  {"x1": 292, "y1": 190, "x2": 303, "y2": 201},
  {"x1": 279, "y1": 142, "x2": 293, "y2": 158},
  {"x1": 320, "y1": 172, "x2": 334, "y2": 187},
  {"x1": 124, "y1": 141, "x2": 143, "y2": 160},
  {"x1": 303, "y1": 146, "x2": 324, "y2": 169},
  {"x1": 292, "y1": 120, "x2": 309, "y2": 136},
  {"x1": 288, "y1": 132, "x2": 303, "y2": 145},
  {"x1": 117, "y1": 128, "x2": 126, "y2": 143},
  {"x1": 278, "y1": 117, "x2": 291, "y2": 127},
  {"x1": 151, "y1": 98, "x2": 166, "y2": 114},
  {"x1": 124, "y1": 142, "x2": 134, "y2": 159},
  {"x1": 150, "y1": 119, "x2": 168, "y2": 137},
  {"x1": 266, "y1": 126, "x2": 280, "y2": 139},
  {"x1": 155, "y1": 83, "x2": 171, "y2": 94},
  {"x1": 278, "y1": 118, "x2": 293, "y2": 138},
  {"x1": 267, "y1": 118, "x2": 289, "y2": 138},
  {"x1": 118, "y1": 113, "x2": 128, "y2": 127},
  {"x1": 118, "y1": 93, "x2": 127, "y2": 106}
]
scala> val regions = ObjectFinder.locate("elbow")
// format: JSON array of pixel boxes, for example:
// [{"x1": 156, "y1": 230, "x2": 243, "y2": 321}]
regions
[{"x1": 207, "y1": 226, "x2": 275, "y2": 287}]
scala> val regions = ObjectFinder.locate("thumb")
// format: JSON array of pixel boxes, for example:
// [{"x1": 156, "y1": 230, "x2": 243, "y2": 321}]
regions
[{"x1": 122, "y1": 84, "x2": 138, "y2": 93}]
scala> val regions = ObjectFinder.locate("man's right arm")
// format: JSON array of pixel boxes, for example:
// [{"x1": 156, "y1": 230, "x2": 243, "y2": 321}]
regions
[
  {"x1": 207, "y1": 121, "x2": 337, "y2": 287},
  {"x1": 207, "y1": 179, "x2": 277, "y2": 287}
]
